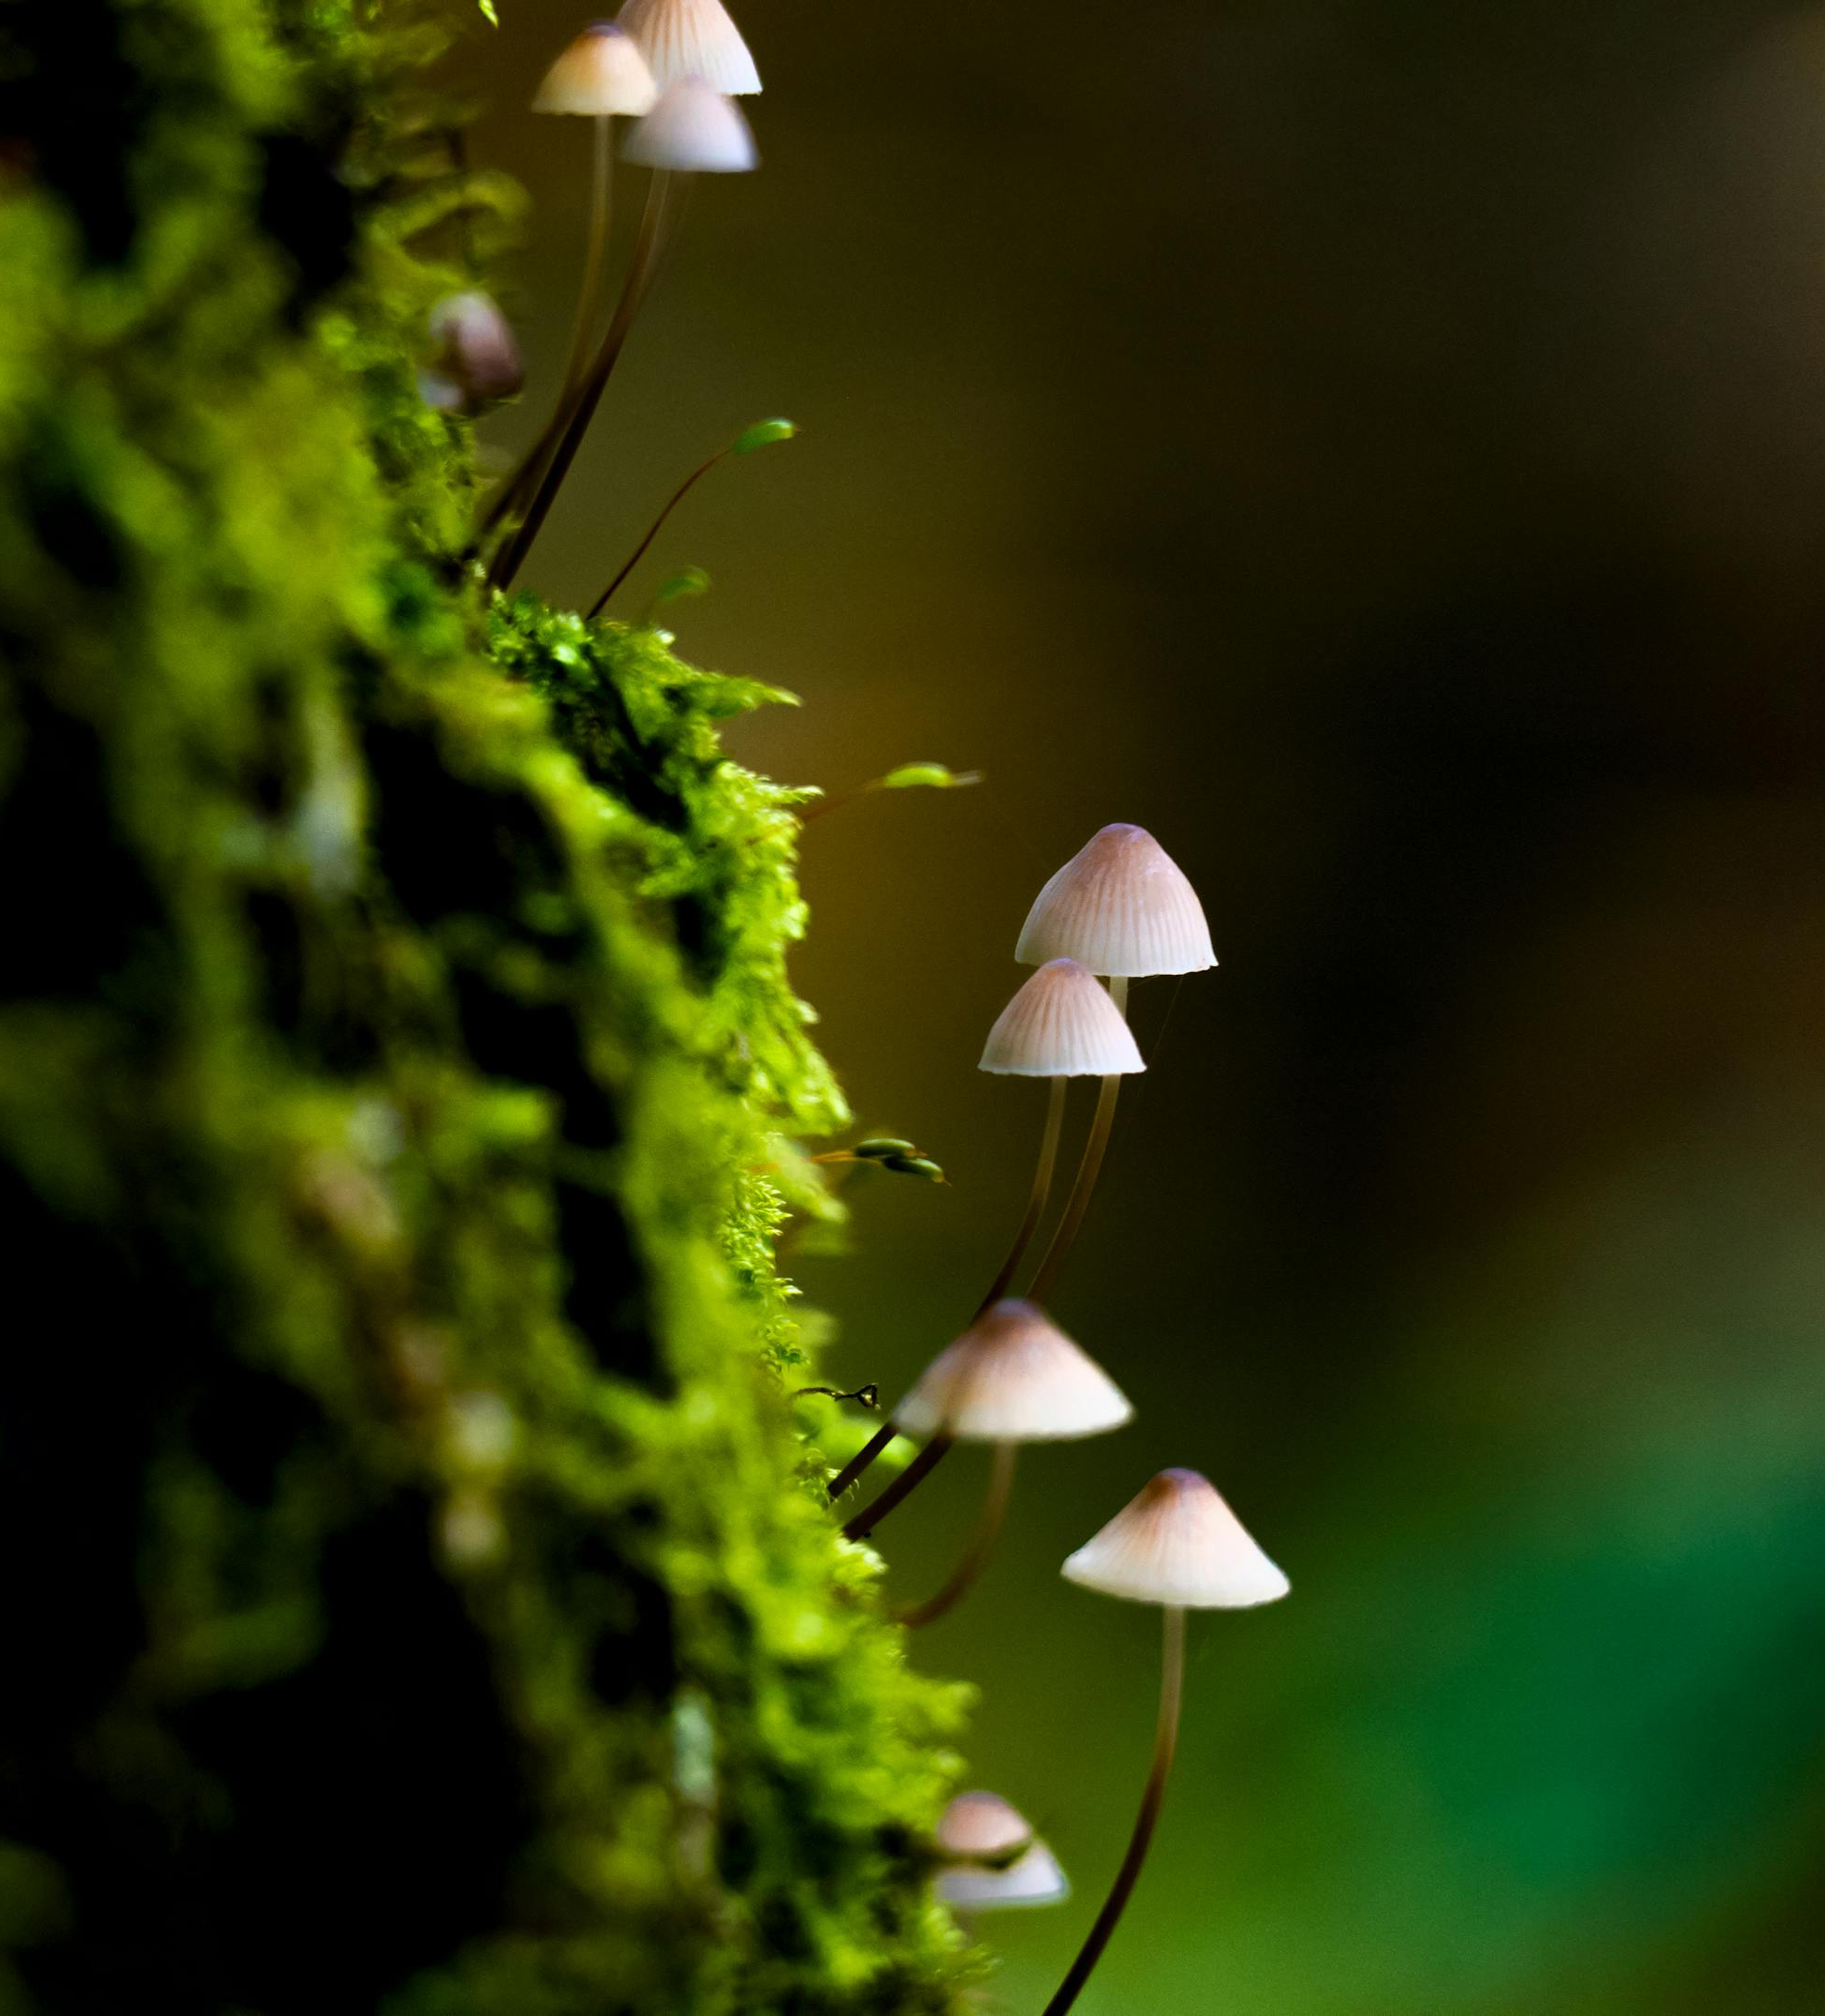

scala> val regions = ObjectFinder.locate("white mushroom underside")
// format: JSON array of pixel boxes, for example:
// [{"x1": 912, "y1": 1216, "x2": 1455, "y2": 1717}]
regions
[{"x1": 936, "y1": 1841, "x2": 1070, "y2": 1909}]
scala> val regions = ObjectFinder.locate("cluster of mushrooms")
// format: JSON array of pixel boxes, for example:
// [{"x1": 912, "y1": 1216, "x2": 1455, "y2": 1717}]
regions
[
  {"x1": 483, "y1": 5, "x2": 1292, "y2": 2009},
  {"x1": 462, "y1": 1, "x2": 777, "y2": 595},
  {"x1": 829, "y1": 822, "x2": 1292, "y2": 2012}
]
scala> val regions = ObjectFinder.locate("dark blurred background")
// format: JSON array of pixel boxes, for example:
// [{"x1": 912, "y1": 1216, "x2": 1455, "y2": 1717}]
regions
[{"x1": 447, "y1": 4, "x2": 1825, "y2": 2009}]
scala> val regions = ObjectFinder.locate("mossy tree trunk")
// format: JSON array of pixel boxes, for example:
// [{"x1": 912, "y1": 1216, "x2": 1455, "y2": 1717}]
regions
[{"x1": 0, "y1": 4, "x2": 967, "y2": 2010}]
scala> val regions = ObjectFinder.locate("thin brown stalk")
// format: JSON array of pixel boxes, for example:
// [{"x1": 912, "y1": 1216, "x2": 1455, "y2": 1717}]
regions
[
  {"x1": 1042, "y1": 1604, "x2": 1185, "y2": 2016},
  {"x1": 974, "y1": 1074, "x2": 1066, "y2": 1317},
  {"x1": 841, "y1": 1432, "x2": 953, "y2": 1543},
  {"x1": 1026, "y1": 975, "x2": 1128, "y2": 1304},
  {"x1": 488, "y1": 169, "x2": 679, "y2": 594},
  {"x1": 894, "y1": 1442, "x2": 1017, "y2": 1628},
  {"x1": 587, "y1": 445, "x2": 726, "y2": 619},
  {"x1": 826, "y1": 1074, "x2": 1066, "y2": 1506}
]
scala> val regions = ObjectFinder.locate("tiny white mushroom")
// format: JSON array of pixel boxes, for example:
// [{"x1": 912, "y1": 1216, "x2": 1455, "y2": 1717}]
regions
[
  {"x1": 845, "y1": 1303, "x2": 1132, "y2": 1628},
  {"x1": 1045, "y1": 1470, "x2": 1288, "y2": 2016},
  {"x1": 1016, "y1": 828, "x2": 1215, "y2": 1306},
  {"x1": 895, "y1": 1300, "x2": 1132, "y2": 1445},
  {"x1": 533, "y1": 25, "x2": 659, "y2": 404},
  {"x1": 533, "y1": 21, "x2": 660, "y2": 115},
  {"x1": 1016, "y1": 823, "x2": 1216, "y2": 979},
  {"x1": 616, "y1": 0, "x2": 762, "y2": 95},
  {"x1": 935, "y1": 1792, "x2": 1069, "y2": 1911},
  {"x1": 622, "y1": 78, "x2": 758, "y2": 172},
  {"x1": 980, "y1": 957, "x2": 1146, "y2": 1079}
]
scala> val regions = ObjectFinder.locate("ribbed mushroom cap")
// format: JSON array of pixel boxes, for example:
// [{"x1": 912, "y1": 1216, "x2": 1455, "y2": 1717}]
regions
[
  {"x1": 1061, "y1": 1468, "x2": 1289, "y2": 1609},
  {"x1": 1015, "y1": 824, "x2": 1215, "y2": 978},
  {"x1": 934, "y1": 1792, "x2": 1069, "y2": 1910},
  {"x1": 895, "y1": 1300, "x2": 1132, "y2": 1443},
  {"x1": 617, "y1": 0, "x2": 762, "y2": 93},
  {"x1": 622, "y1": 78, "x2": 758, "y2": 171},
  {"x1": 533, "y1": 23, "x2": 660, "y2": 115},
  {"x1": 980, "y1": 958, "x2": 1146, "y2": 1078}
]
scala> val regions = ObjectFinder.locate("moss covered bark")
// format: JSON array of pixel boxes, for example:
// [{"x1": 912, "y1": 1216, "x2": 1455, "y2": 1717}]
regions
[{"x1": 0, "y1": 3, "x2": 969, "y2": 2010}]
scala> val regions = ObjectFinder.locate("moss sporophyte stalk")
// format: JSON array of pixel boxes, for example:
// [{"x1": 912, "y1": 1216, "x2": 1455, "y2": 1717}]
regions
[{"x1": 0, "y1": 1, "x2": 1297, "y2": 2013}]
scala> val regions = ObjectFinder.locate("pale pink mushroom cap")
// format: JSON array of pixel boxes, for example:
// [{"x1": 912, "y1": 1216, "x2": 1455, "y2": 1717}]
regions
[
  {"x1": 533, "y1": 23, "x2": 660, "y2": 115},
  {"x1": 617, "y1": 0, "x2": 762, "y2": 94},
  {"x1": 895, "y1": 1299, "x2": 1133, "y2": 1443},
  {"x1": 1061, "y1": 1468, "x2": 1289, "y2": 1609},
  {"x1": 980, "y1": 957, "x2": 1146, "y2": 1078},
  {"x1": 934, "y1": 1791, "x2": 1070, "y2": 1909},
  {"x1": 1016, "y1": 823, "x2": 1215, "y2": 977},
  {"x1": 622, "y1": 77, "x2": 758, "y2": 171}
]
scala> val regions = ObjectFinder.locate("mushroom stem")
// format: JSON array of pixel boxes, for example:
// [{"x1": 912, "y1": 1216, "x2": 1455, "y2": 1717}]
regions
[
  {"x1": 842, "y1": 1431, "x2": 954, "y2": 1542},
  {"x1": 974, "y1": 1074, "x2": 1067, "y2": 1318},
  {"x1": 1026, "y1": 976, "x2": 1128, "y2": 1303},
  {"x1": 1042, "y1": 1603, "x2": 1185, "y2": 2016},
  {"x1": 894, "y1": 1441, "x2": 1018, "y2": 1627},
  {"x1": 827, "y1": 1417, "x2": 896, "y2": 1499},
  {"x1": 828, "y1": 1075, "x2": 1066, "y2": 1507},
  {"x1": 488, "y1": 168, "x2": 681, "y2": 592},
  {"x1": 470, "y1": 121, "x2": 616, "y2": 565},
  {"x1": 560, "y1": 114, "x2": 615, "y2": 406}
]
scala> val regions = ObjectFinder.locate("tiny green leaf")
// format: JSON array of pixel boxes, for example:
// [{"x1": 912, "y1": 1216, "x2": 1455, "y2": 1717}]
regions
[
  {"x1": 875, "y1": 763, "x2": 983, "y2": 792},
  {"x1": 730, "y1": 417, "x2": 797, "y2": 456},
  {"x1": 653, "y1": 566, "x2": 711, "y2": 608},
  {"x1": 477, "y1": 0, "x2": 499, "y2": 22}
]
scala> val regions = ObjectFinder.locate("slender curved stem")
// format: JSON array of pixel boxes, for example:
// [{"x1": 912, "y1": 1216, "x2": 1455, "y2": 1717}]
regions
[
  {"x1": 1026, "y1": 976, "x2": 1128, "y2": 1304},
  {"x1": 975, "y1": 1075, "x2": 1066, "y2": 1318},
  {"x1": 560, "y1": 117, "x2": 614, "y2": 406},
  {"x1": 470, "y1": 121, "x2": 613, "y2": 562},
  {"x1": 894, "y1": 1442, "x2": 1017, "y2": 1627},
  {"x1": 842, "y1": 1432, "x2": 953, "y2": 1543},
  {"x1": 826, "y1": 1076, "x2": 1066, "y2": 1507},
  {"x1": 489, "y1": 169, "x2": 680, "y2": 593},
  {"x1": 588, "y1": 445, "x2": 726, "y2": 619},
  {"x1": 1042, "y1": 1605, "x2": 1185, "y2": 2016},
  {"x1": 828, "y1": 1416, "x2": 897, "y2": 1499}
]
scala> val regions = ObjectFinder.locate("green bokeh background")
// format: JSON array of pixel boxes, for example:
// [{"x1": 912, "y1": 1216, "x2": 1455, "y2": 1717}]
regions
[{"x1": 450, "y1": 4, "x2": 1825, "y2": 2009}]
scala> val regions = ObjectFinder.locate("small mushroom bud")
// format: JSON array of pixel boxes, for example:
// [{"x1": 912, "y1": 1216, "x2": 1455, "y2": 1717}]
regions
[{"x1": 420, "y1": 290, "x2": 523, "y2": 417}]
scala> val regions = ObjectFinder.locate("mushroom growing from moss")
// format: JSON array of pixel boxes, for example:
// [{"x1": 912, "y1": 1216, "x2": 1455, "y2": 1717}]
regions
[
  {"x1": 934, "y1": 1791, "x2": 1069, "y2": 1911},
  {"x1": 826, "y1": 959, "x2": 1139, "y2": 1505},
  {"x1": 1043, "y1": 1469, "x2": 1288, "y2": 2016},
  {"x1": 1020, "y1": 825, "x2": 1215, "y2": 1304},
  {"x1": 841, "y1": 1301, "x2": 1131, "y2": 1629}
]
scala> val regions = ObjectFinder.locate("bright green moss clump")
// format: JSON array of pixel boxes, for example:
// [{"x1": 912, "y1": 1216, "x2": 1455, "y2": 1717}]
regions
[{"x1": 0, "y1": 1, "x2": 971, "y2": 2010}]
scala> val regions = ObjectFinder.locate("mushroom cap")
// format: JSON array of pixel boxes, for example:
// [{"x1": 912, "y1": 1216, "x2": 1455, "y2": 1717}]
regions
[
  {"x1": 533, "y1": 22, "x2": 660, "y2": 115},
  {"x1": 622, "y1": 78, "x2": 758, "y2": 171},
  {"x1": 895, "y1": 1299, "x2": 1132, "y2": 1443},
  {"x1": 934, "y1": 1792, "x2": 1069, "y2": 1910},
  {"x1": 1015, "y1": 823, "x2": 1215, "y2": 977},
  {"x1": 979, "y1": 958, "x2": 1146, "y2": 1078},
  {"x1": 1061, "y1": 1468, "x2": 1289, "y2": 1609},
  {"x1": 616, "y1": 0, "x2": 762, "y2": 94}
]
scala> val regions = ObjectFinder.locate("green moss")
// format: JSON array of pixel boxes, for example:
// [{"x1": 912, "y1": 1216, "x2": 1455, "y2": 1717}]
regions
[{"x1": 0, "y1": 1, "x2": 971, "y2": 2010}]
